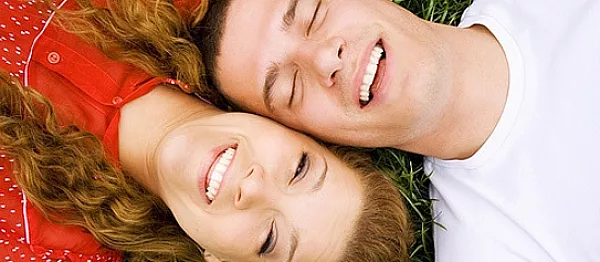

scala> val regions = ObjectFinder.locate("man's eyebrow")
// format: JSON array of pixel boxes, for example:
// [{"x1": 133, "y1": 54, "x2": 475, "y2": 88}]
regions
[
  {"x1": 263, "y1": 63, "x2": 279, "y2": 112},
  {"x1": 285, "y1": 227, "x2": 299, "y2": 262},
  {"x1": 282, "y1": 0, "x2": 300, "y2": 32},
  {"x1": 263, "y1": 0, "x2": 299, "y2": 112}
]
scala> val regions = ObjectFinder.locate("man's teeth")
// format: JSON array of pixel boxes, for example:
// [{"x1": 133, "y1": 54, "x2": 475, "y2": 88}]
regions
[
  {"x1": 360, "y1": 44, "x2": 384, "y2": 103},
  {"x1": 206, "y1": 148, "x2": 235, "y2": 201}
]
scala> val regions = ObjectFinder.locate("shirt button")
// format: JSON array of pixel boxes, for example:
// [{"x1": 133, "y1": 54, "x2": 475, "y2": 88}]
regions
[
  {"x1": 47, "y1": 52, "x2": 60, "y2": 64},
  {"x1": 112, "y1": 96, "x2": 123, "y2": 105}
]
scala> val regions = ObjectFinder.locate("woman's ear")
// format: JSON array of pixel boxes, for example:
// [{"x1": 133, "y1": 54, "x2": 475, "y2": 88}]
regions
[{"x1": 204, "y1": 251, "x2": 225, "y2": 262}]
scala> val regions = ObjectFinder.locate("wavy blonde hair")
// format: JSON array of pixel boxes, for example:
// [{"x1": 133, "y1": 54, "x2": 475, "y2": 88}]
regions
[
  {"x1": 0, "y1": 72, "x2": 205, "y2": 261},
  {"x1": 48, "y1": 0, "x2": 229, "y2": 106}
]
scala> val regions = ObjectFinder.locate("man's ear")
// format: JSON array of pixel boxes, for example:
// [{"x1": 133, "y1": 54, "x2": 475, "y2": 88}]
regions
[{"x1": 204, "y1": 251, "x2": 225, "y2": 262}]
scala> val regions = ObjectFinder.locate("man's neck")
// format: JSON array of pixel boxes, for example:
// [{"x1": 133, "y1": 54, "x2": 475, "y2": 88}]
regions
[{"x1": 398, "y1": 24, "x2": 509, "y2": 160}]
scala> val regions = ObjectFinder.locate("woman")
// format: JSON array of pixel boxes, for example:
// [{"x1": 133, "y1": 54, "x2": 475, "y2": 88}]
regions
[{"x1": 0, "y1": 0, "x2": 411, "y2": 261}]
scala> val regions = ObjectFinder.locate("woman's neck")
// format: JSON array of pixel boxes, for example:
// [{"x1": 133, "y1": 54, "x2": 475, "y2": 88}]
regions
[{"x1": 118, "y1": 85, "x2": 218, "y2": 193}]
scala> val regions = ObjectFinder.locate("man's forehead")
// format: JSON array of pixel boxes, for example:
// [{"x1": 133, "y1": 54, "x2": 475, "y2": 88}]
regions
[{"x1": 218, "y1": 0, "x2": 291, "y2": 113}]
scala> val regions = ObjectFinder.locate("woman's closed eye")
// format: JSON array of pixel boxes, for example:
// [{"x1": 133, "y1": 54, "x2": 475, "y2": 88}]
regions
[
  {"x1": 290, "y1": 152, "x2": 310, "y2": 185},
  {"x1": 259, "y1": 221, "x2": 278, "y2": 257}
]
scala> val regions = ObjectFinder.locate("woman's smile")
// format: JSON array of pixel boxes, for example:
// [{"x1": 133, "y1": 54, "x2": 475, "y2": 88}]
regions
[{"x1": 205, "y1": 146, "x2": 237, "y2": 203}]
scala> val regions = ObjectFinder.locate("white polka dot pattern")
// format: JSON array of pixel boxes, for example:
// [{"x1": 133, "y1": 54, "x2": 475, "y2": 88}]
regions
[
  {"x1": 0, "y1": 0, "x2": 50, "y2": 83},
  {"x1": 0, "y1": 155, "x2": 122, "y2": 260},
  {"x1": 0, "y1": 0, "x2": 122, "y2": 260},
  {"x1": 0, "y1": 156, "x2": 122, "y2": 260},
  {"x1": 0, "y1": 152, "x2": 32, "y2": 260}
]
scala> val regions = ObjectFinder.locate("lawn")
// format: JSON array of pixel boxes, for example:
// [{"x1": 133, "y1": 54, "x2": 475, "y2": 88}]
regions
[{"x1": 372, "y1": 1, "x2": 472, "y2": 261}]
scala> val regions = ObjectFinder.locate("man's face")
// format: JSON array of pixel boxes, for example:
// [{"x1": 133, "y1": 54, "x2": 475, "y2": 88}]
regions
[{"x1": 216, "y1": 0, "x2": 451, "y2": 148}]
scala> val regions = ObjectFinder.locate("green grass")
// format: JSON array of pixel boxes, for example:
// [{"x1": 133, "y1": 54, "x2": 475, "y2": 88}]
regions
[
  {"x1": 394, "y1": 0, "x2": 472, "y2": 25},
  {"x1": 370, "y1": 1, "x2": 472, "y2": 261},
  {"x1": 370, "y1": 148, "x2": 434, "y2": 262}
]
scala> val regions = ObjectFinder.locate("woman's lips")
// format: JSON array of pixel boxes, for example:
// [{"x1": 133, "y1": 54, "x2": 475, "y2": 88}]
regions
[{"x1": 201, "y1": 145, "x2": 237, "y2": 204}]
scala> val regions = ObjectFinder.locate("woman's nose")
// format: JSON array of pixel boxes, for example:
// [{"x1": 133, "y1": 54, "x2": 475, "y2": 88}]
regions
[{"x1": 234, "y1": 164, "x2": 266, "y2": 210}]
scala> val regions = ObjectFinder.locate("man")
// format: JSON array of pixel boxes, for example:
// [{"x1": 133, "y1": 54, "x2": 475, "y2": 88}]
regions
[{"x1": 192, "y1": 0, "x2": 600, "y2": 261}]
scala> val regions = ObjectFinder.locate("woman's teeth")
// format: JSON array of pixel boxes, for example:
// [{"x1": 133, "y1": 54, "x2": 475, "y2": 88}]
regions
[
  {"x1": 360, "y1": 44, "x2": 384, "y2": 104},
  {"x1": 206, "y1": 147, "x2": 236, "y2": 201}
]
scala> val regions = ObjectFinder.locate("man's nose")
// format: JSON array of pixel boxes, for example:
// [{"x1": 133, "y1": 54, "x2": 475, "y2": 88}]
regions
[
  {"x1": 295, "y1": 37, "x2": 344, "y2": 87},
  {"x1": 234, "y1": 164, "x2": 266, "y2": 210}
]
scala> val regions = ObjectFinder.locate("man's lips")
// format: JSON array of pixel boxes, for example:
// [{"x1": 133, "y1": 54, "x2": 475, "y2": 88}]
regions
[
  {"x1": 355, "y1": 39, "x2": 387, "y2": 108},
  {"x1": 370, "y1": 56, "x2": 387, "y2": 99},
  {"x1": 355, "y1": 40, "x2": 380, "y2": 107},
  {"x1": 368, "y1": 38, "x2": 392, "y2": 109}
]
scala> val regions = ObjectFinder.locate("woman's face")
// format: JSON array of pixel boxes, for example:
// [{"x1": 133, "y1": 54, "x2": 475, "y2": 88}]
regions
[{"x1": 154, "y1": 112, "x2": 363, "y2": 262}]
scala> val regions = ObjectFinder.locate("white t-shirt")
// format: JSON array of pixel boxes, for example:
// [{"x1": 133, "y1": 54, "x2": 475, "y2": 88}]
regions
[{"x1": 425, "y1": 0, "x2": 600, "y2": 261}]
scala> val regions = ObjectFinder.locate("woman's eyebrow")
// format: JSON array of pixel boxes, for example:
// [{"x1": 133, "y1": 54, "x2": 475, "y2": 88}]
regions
[
  {"x1": 285, "y1": 228, "x2": 299, "y2": 262},
  {"x1": 312, "y1": 157, "x2": 328, "y2": 191},
  {"x1": 282, "y1": 0, "x2": 300, "y2": 32}
]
